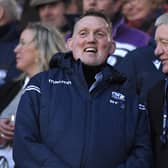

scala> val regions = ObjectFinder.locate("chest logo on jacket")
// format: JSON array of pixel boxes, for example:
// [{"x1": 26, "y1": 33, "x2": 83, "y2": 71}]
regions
[
  {"x1": 109, "y1": 91, "x2": 126, "y2": 109},
  {"x1": 48, "y1": 79, "x2": 72, "y2": 85},
  {"x1": 138, "y1": 104, "x2": 146, "y2": 111}
]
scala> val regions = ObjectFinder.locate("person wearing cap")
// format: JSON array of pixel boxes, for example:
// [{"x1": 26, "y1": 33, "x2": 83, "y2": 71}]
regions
[{"x1": 30, "y1": 0, "x2": 77, "y2": 36}]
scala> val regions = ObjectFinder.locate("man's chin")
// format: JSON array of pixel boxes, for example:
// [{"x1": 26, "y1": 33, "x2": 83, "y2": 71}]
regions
[{"x1": 162, "y1": 66, "x2": 168, "y2": 74}]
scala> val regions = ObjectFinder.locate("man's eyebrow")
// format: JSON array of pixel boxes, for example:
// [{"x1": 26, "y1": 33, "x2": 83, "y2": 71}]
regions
[{"x1": 156, "y1": 38, "x2": 168, "y2": 42}]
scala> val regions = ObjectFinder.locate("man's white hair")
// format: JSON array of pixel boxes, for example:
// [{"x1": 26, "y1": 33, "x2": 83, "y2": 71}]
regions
[
  {"x1": 155, "y1": 13, "x2": 168, "y2": 27},
  {"x1": 0, "y1": 0, "x2": 19, "y2": 21}
]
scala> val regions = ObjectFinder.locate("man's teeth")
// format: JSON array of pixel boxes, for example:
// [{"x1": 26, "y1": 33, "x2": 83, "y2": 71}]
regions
[{"x1": 84, "y1": 48, "x2": 97, "y2": 52}]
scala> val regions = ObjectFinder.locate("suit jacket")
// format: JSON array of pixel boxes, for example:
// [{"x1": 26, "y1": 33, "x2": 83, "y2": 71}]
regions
[{"x1": 147, "y1": 79, "x2": 168, "y2": 168}]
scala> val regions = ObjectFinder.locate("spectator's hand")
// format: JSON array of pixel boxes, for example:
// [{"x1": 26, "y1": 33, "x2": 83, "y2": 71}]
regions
[{"x1": 0, "y1": 118, "x2": 15, "y2": 141}]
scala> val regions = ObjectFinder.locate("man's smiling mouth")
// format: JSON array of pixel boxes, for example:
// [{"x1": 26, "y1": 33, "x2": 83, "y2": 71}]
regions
[{"x1": 84, "y1": 47, "x2": 97, "y2": 53}]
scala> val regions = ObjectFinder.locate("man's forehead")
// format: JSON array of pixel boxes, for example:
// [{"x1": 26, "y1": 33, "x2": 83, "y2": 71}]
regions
[
  {"x1": 75, "y1": 16, "x2": 108, "y2": 29},
  {"x1": 157, "y1": 24, "x2": 168, "y2": 31},
  {"x1": 155, "y1": 25, "x2": 168, "y2": 36}
]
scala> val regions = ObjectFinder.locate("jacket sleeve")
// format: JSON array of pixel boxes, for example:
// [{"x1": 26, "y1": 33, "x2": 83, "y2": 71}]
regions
[
  {"x1": 116, "y1": 102, "x2": 152, "y2": 168},
  {"x1": 13, "y1": 76, "x2": 71, "y2": 168}
]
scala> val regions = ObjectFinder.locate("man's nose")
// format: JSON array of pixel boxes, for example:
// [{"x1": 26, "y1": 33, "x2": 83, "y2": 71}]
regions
[
  {"x1": 155, "y1": 43, "x2": 164, "y2": 57},
  {"x1": 88, "y1": 0, "x2": 97, "y2": 6},
  {"x1": 87, "y1": 33, "x2": 96, "y2": 42},
  {"x1": 90, "y1": 0, "x2": 97, "y2": 3}
]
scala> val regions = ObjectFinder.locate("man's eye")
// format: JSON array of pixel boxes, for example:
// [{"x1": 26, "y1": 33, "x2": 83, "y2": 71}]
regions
[
  {"x1": 161, "y1": 40, "x2": 168, "y2": 45},
  {"x1": 79, "y1": 31, "x2": 87, "y2": 37},
  {"x1": 96, "y1": 32, "x2": 105, "y2": 37},
  {"x1": 156, "y1": 39, "x2": 168, "y2": 46}
]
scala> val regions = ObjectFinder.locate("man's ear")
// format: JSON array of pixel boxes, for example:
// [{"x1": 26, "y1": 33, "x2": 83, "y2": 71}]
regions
[
  {"x1": 109, "y1": 41, "x2": 116, "y2": 54},
  {"x1": 66, "y1": 37, "x2": 73, "y2": 51}
]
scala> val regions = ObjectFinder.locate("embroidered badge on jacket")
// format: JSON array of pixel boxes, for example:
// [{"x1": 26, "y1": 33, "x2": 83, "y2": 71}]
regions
[{"x1": 109, "y1": 91, "x2": 126, "y2": 109}]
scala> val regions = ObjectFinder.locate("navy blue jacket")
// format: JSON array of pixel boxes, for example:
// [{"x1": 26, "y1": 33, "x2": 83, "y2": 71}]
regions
[
  {"x1": 13, "y1": 52, "x2": 152, "y2": 168},
  {"x1": 116, "y1": 40, "x2": 165, "y2": 103}
]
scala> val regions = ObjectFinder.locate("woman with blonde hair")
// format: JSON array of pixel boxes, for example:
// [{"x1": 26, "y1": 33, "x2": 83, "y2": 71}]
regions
[{"x1": 0, "y1": 22, "x2": 66, "y2": 168}]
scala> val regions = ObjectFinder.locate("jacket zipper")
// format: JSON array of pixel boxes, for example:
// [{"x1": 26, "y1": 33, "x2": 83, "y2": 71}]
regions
[{"x1": 80, "y1": 97, "x2": 92, "y2": 168}]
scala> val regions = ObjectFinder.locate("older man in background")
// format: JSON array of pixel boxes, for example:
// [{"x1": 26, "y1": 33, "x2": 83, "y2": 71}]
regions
[
  {"x1": 147, "y1": 13, "x2": 168, "y2": 168},
  {"x1": 30, "y1": 0, "x2": 78, "y2": 37}
]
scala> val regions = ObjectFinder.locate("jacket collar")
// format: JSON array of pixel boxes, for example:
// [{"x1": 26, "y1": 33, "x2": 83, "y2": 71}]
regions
[
  {"x1": 50, "y1": 51, "x2": 126, "y2": 84},
  {"x1": 100, "y1": 64, "x2": 126, "y2": 84},
  {"x1": 49, "y1": 51, "x2": 73, "y2": 70}
]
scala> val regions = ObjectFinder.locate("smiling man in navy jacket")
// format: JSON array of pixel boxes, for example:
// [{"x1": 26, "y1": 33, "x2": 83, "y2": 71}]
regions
[{"x1": 13, "y1": 11, "x2": 152, "y2": 168}]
